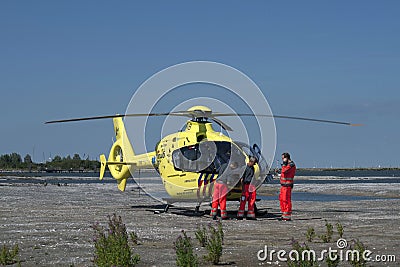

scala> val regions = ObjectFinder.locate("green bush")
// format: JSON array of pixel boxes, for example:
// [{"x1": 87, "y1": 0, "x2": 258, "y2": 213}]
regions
[
  {"x1": 174, "y1": 230, "x2": 198, "y2": 267},
  {"x1": 336, "y1": 222, "x2": 344, "y2": 238},
  {"x1": 349, "y1": 239, "x2": 368, "y2": 267},
  {"x1": 129, "y1": 232, "x2": 138, "y2": 246},
  {"x1": 195, "y1": 225, "x2": 208, "y2": 247},
  {"x1": 0, "y1": 244, "x2": 20, "y2": 266},
  {"x1": 326, "y1": 251, "x2": 340, "y2": 267},
  {"x1": 91, "y1": 214, "x2": 140, "y2": 267},
  {"x1": 319, "y1": 220, "x2": 334, "y2": 243},
  {"x1": 306, "y1": 227, "x2": 316, "y2": 242},
  {"x1": 287, "y1": 239, "x2": 318, "y2": 267},
  {"x1": 204, "y1": 221, "x2": 224, "y2": 265}
]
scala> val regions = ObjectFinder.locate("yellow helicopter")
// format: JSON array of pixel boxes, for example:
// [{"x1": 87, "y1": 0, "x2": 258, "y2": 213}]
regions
[{"x1": 46, "y1": 105, "x2": 359, "y2": 210}]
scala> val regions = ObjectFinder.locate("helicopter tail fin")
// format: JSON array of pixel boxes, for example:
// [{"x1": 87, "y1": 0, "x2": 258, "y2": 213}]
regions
[
  {"x1": 100, "y1": 117, "x2": 136, "y2": 191},
  {"x1": 98, "y1": 153, "x2": 134, "y2": 191},
  {"x1": 100, "y1": 117, "x2": 156, "y2": 192},
  {"x1": 99, "y1": 154, "x2": 107, "y2": 180},
  {"x1": 117, "y1": 178, "x2": 128, "y2": 191}
]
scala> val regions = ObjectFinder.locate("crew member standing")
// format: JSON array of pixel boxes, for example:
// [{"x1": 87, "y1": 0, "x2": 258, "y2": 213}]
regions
[
  {"x1": 211, "y1": 162, "x2": 238, "y2": 220},
  {"x1": 279, "y1": 152, "x2": 296, "y2": 221},
  {"x1": 237, "y1": 157, "x2": 257, "y2": 220}
]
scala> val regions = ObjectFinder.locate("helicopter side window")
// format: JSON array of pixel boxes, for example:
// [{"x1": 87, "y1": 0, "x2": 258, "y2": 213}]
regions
[
  {"x1": 172, "y1": 145, "x2": 198, "y2": 172},
  {"x1": 172, "y1": 145, "x2": 200, "y2": 172},
  {"x1": 182, "y1": 145, "x2": 199, "y2": 161}
]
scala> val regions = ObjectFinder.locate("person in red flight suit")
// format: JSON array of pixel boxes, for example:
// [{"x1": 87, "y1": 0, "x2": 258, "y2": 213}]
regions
[
  {"x1": 237, "y1": 157, "x2": 257, "y2": 220},
  {"x1": 279, "y1": 152, "x2": 296, "y2": 221},
  {"x1": 211, "y1": 161, "x2": 238, "y2": 220}
]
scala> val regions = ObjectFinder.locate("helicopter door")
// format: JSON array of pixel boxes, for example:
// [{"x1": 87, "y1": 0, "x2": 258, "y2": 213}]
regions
[{"x1": 251, "y1": 144, "x2": 271, "y2": 183}]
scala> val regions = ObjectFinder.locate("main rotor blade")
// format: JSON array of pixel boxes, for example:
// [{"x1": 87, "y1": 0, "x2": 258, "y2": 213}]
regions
[
  {"x1": 211, "y1": 113, "x2": 360, "y2": 126},
  {"x1": 45, "y1": 111, "x2": 207, "y2": 124},
  {"x1": 45, "y1": 111, "x2": 361, "y2": 127},
  {"x1": 269, "y1": 115, "x2": 361, "y2": 126},
  {"x1": 45, "y1": 114, "x2": 124, "y2": 124},
  {"x1": 211, "y1": 117, "x2": 233, "y2": 131},
  {"x1": 45, "y1": 113, "x2": 171, "y2": 124}
]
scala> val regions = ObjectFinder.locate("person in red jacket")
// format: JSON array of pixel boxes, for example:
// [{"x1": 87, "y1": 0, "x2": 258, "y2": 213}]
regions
[{"x1": 279, "y1": 152, "x2": 296, "y2": 221}]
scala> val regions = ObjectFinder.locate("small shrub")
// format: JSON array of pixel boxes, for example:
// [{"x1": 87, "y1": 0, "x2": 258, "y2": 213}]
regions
[
  {"x1": 204, "y1": 221, "x2": 224, "y2": 265},
  {"x1": 91, "y1": 214, "x2": 140, "y2": 267},
  {"x1": 174, "y1": 230, "x2": 198, "y2": 267},
  {"x1": 349, "y1": 239, "x2": 368, "y2": 267},
  {"x1": 287, "y1": 239, "x2": 318, "y2": 267},
  {"x1": 306, "y1": 227, "x2": 316, "y2": 242},
  {"x1": 319, "y1": 234, "x2": 328, "y2": 243},
  {"x1": 0, "y1": 244, "x2": 20, "y2": 266},
  {"x1": 319, "y1": 220, "x2": 334, "y2": 243},
  {"x1": 195, "y1": 225, "x2": 208, "y2": 247},
  {"x1": 217, "y1": 221, "x2": 224, "y2": 244},
  {"x1": 336, "y1": 222, "x2": 344, "y2": 238},
  {"x1": 129, "y1": 232, "x2": 138, "y2": 246},
  {"x1": 326, "y1": 251, "x2": 340, "y2": 267}
]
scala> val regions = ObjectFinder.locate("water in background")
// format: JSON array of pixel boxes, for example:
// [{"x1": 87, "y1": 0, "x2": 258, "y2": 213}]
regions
[
  {"x1": 1, "y1": 169, "x2": 399, "y2": 202},
  {"x1": 1, "y1": 169, "x2": 400, "y2": 185},
  {"x1": 296, "y1": 168, "x2": 400, "y2": 177}
]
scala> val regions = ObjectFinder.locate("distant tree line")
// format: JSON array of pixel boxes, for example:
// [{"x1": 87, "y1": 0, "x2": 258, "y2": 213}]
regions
[{"x1": 0, "y1": 153, "x2": 100, "y2": 172}]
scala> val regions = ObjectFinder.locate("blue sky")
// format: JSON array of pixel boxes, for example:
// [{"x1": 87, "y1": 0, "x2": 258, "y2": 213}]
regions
[{"x1": 0, "y1": 1, "x2": 399, "y2": 167}]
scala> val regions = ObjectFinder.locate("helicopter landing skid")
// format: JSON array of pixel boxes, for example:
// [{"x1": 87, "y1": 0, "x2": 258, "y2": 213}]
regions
[
  {"x1": 150, "y1": 204, "x2": 171, "y2": 214},
  {"x1": 149, "y1": 198, "x2": 211, "y2": 215}
]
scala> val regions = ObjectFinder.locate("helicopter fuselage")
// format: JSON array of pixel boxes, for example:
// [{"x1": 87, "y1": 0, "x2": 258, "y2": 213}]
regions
[{"x1": 103, "y1": 117, "x2": 267, "y2": 202}]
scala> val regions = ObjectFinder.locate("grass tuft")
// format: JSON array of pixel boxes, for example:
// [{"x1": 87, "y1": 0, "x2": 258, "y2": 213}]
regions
[
  {"x1": 174, "y1": 230, "x2": 198, "y2": 267},
  {"x1": 91, "y1": 213, "x2": 140, "y2": 267}
]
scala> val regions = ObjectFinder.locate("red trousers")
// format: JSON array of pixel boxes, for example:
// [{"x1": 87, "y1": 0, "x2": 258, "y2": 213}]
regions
[
  {"x1": 279, "y1": 186, "x2": 292, "y2": 220},
  {"x1": 237, "y1": 184, "x2": 256, "y2": 218},
  {"x1": 211, "y1": 183, "x2": 228, "y2": 219}
]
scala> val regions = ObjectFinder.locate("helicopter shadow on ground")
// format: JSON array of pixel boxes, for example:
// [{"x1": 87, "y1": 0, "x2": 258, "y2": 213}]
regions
[
  {"x1": 166, "y1": 207, "x2": 284, "y2": 220},
  {"x1": 131, "y1": 205, "x2": 323, "y2": 221},
  {"x1": 129, "y1": 204, "x2": 207, "y2": 216},
  {"x1": 130, "y1": 204, "x2": 167, "y2": 210},
  {"x1": 214, "y1": 261, "x2": 237, "y2": 266}
]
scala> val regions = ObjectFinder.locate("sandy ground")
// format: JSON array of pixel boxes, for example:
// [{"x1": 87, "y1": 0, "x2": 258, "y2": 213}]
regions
[{"x1": 0, "y1": 177, "x2": 399, "y2": 266}]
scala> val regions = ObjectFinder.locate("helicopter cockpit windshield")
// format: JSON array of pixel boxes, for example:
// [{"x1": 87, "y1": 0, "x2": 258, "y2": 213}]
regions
[{"x1": 172, "y1": 141, "x2": 246, "y2": 174}]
